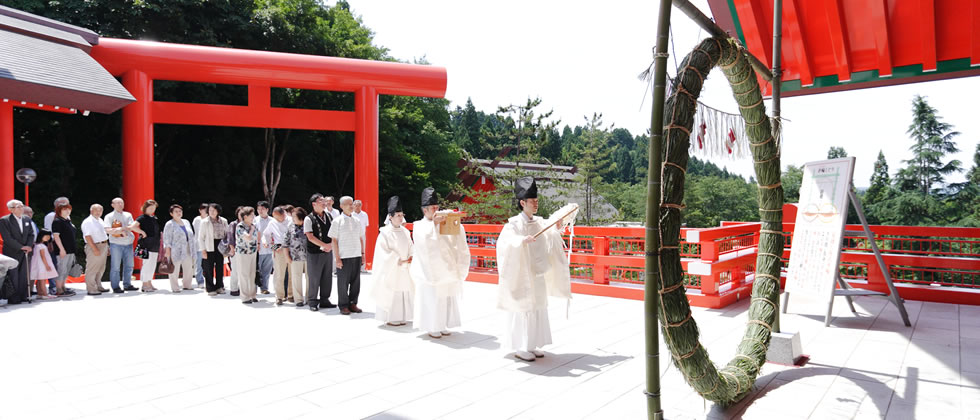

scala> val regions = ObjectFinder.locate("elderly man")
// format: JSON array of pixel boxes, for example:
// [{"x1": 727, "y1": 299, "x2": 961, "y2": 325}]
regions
[
  {"x1": 328, "y1": 196, "x2": 365, "y2": 315},
  {"x1": 104, "y1": 197, "x2": 139, "y2": 293},
  {"x1": 44, "y1": 196, "x2": 69, "y2": 231},
  {"x1": 324, "y1": 196, "x2": 341, "y2": 220},
  {"x1": 22, "y1": 206, "x2": 38, "y2": 236},
  {"x1": 0, "y1": 200, "x2": 35, "y2": 304},
  {"x1": 82, "y1": 204, "x2": 111, "y2": 295}
]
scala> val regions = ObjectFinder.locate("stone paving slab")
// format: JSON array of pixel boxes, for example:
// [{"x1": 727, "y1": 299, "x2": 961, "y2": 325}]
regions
[{"x1": 0, "y1": 274, "x2": 976, "y2": 419}]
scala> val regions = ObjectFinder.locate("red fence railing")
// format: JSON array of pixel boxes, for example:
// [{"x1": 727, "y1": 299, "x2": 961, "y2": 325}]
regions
[{"x1": 406, "y1": 205, "x2": 980, "y2": 308}]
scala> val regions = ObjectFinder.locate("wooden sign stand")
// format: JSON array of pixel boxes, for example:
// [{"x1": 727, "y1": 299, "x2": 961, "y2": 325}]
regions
[{"x1": 783, "y1": 183, "x2": 911, "y2": 327}]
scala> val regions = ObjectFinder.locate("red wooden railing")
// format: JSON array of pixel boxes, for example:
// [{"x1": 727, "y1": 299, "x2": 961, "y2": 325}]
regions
[{"x1": 408, "y1": 204, "x2": 980, "y2": 308}]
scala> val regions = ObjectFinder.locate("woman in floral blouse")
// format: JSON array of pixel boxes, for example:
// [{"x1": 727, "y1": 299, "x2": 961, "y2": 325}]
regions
[
  {"x1": 285, "y1": 207, "x2": 308, "y2": 307},
  {"x1": 235, "y1": 206, "x2": 259, "y2": 304}
]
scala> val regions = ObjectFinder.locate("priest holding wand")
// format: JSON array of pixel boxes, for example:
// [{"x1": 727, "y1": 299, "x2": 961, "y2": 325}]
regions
[{"x1": 495, "y1": 177, "x2": 574, "y2": 362}]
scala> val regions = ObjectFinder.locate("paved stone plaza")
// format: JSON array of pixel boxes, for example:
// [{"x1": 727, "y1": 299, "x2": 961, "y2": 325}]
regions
[{"x1": 0, "y1": 274, "x2": 977, "y2": 420}]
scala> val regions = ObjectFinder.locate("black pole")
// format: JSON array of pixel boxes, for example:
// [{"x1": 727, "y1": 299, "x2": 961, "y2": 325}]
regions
[{"x1": 645, "y1": 0, "x2": 671, "y2": 419}]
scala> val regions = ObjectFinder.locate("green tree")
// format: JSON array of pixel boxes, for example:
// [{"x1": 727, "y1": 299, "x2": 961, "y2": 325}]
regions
[
  {"x1": 601, "y1": 182, "x2": 647, "y2": 222},
  {"x1": 8, "y1": 0, "x2": 457, "y2": 224},
  {"x1": 492, "y1": 97, "x2": 558, "y2": 164},
  {"x1": 827, "y1": 146, "x2": 848, "y2": 159},
  {"x1": 449, "y1": 98, "x2": 486, "y2": 155},
  {"x1": 610, "y1": 128, "x2": 635, "y2": 184},
  {"x1": 868, "y1": 193, "x2": 942, "y2": 226},
  {"x1": 865, "y1": 151, "x2": 891, "y2": 205},
  {"x1": 956, "y1": 143, "x2": 980, "y2": 226},
  {"x1": 682, "y1": 176, "x2": 760, "y2": 228},
  {"x1": 903, "y1": 95, "x2": 961, "y2": 195},
  {"x1": 781, "y1": 165, "x2": 804, "y2": 202},
  {"x1": 633, "y1": 133, "x2": 650, "y2": 182},
  {"x1": 571, "y1": 113, "x2": 617, "y2": 225}
]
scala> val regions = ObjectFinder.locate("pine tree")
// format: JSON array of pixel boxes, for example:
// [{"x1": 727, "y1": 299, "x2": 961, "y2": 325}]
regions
[
  {"x1": 827, "y1": 146, "x2": 847, "y2": 159},
  {"x1": 903, "y1": 95, "x2": 962, "y2": 195},
  {"x1": 573, "y1": 113, "x2": 617, "y2": 224},
  {"x1": 865, "y1": 150, "x2": 891, "y2": 206},
  {"x1": 958, "y1": 143, "x2": 980, "y2": 226}
]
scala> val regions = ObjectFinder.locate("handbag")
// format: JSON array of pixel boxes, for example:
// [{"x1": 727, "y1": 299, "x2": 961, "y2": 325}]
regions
[
  {"x1": 135, "y1": 237, "x2": 149, "y2": 260},
  {"x1": 217, "y1": 241, "x2": 231, "y2": 256},
  {"x1": 218, "y1": 222, "x2": 235, "y2": 256},
  {"x1": 157, "y1": 255, "x2": 175, "y2": 274},
  {"x1": 68, "y1": 262, "x2": 83, "y2": 277}
]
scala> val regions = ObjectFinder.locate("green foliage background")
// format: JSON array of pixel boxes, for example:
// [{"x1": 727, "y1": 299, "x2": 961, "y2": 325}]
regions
[{"x1": 8, "y1": 0, "x2": 458, "y2": 224}]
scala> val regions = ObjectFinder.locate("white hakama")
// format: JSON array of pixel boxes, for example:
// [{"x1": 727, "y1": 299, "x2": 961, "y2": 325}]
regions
[
  {"x1": 415, "y1": 285, "x2": 462, "y2": 332},
  {"x1": 496, "y1": 212, "x2": 571, "y2": 352},
  {"x1": 376, "y1": 291, "x2": 414, "y2": 324},
  {"x1": 505, "y1": 308, "x2": 553, "y2": 351},
  {"x1": 372, "y1": 224, "x2": 415, "y2": 324},
  {"x1": 410, "y1": 217, "x2": 471, "y2": 334}
]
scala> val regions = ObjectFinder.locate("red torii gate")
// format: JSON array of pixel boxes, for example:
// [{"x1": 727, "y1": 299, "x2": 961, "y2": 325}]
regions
[{"x1": 88, "y1": 38, "x2": 448, "y2": 264}]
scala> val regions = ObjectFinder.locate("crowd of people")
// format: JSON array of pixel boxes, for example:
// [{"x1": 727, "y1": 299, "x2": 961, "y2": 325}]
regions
[{"x1": 0, "y1": 179, "x2": 573, "y2": 362}]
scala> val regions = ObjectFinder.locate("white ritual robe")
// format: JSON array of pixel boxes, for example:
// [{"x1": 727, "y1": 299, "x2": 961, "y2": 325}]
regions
[
  {"x1": 410, "y1": 217, "x2": 471, "y2": 333},
  {"x1": 496, "y1": 212, "x2": 571, "y2": 351},
  {"x1": 372, "y1": 224, "x2": 415, "y2": 323}
]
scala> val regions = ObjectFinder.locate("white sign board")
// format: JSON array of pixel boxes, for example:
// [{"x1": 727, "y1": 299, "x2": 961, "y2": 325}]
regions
[{"x1": 785, "y1": 157, "x2": 856, "y2": 299}]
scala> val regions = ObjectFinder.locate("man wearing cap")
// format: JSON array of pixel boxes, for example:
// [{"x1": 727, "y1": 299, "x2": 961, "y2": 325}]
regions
[
  {"x1": 410, "y1": 187, "x2": 470, "y2": 338},
  {"x1": 495, "y1": 177, "x2": 572, "y2": 362},
  {"x1": 371, "y1": 196, "x2": 414, "y2": 326}
]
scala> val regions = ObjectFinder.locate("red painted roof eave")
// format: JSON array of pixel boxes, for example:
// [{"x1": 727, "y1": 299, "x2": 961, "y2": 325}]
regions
[
  {"x1": 704, "y1": 0, "x2": 980, "y2": 97},
  {"x1": 91, "y1": 38, "x2": 448, "y2": 98}
]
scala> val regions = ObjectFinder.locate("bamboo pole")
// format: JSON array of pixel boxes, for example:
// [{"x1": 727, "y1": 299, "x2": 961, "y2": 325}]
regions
[
  {"x1": 771, "y1": 0, "x2": 783, "y2": 333},
  {"x1": 672, "y1": 0, "x2": 774, "y2": 82},
  {"x1": 645, "y1": 0, "x2": 672, "y2": 418}
]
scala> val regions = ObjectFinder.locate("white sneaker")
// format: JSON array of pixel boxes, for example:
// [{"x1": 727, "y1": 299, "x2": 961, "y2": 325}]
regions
[
  {"x1": 531, "y1": 350, "x2": 545, "y2": 358},
  {"x1": 514, "y1": 351, "x2": 536, "y2": 362}
]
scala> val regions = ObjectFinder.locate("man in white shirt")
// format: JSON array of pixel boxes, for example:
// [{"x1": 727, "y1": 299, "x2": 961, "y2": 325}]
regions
[
  {"x1": 191, "y1": 203, "x2": 208, "y2": 288},
  {"x1": 328, "y1": 196, "x2": 365, "y2": 316},
  {"x1": 104, "y1": 197, "x2": 139, "y2": 293},
  {"x1": 23, "y1": 206, "x2": 38, "y2": 237},
  {"x1": 353, "y1": 200, "x2": 370, "y2": 235},
  {"x1": 44, "y1": 196, "x2": 69, "y2": 231},
  {"x1": 81, "y1": 204, "x2": 111, "y2": 295},
  {"x1": 255, "y1": 201, "x2": 273, "y2": 294},
  {"x1": 325, "y1": 196, "x2": 341, "y2": 220}
]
